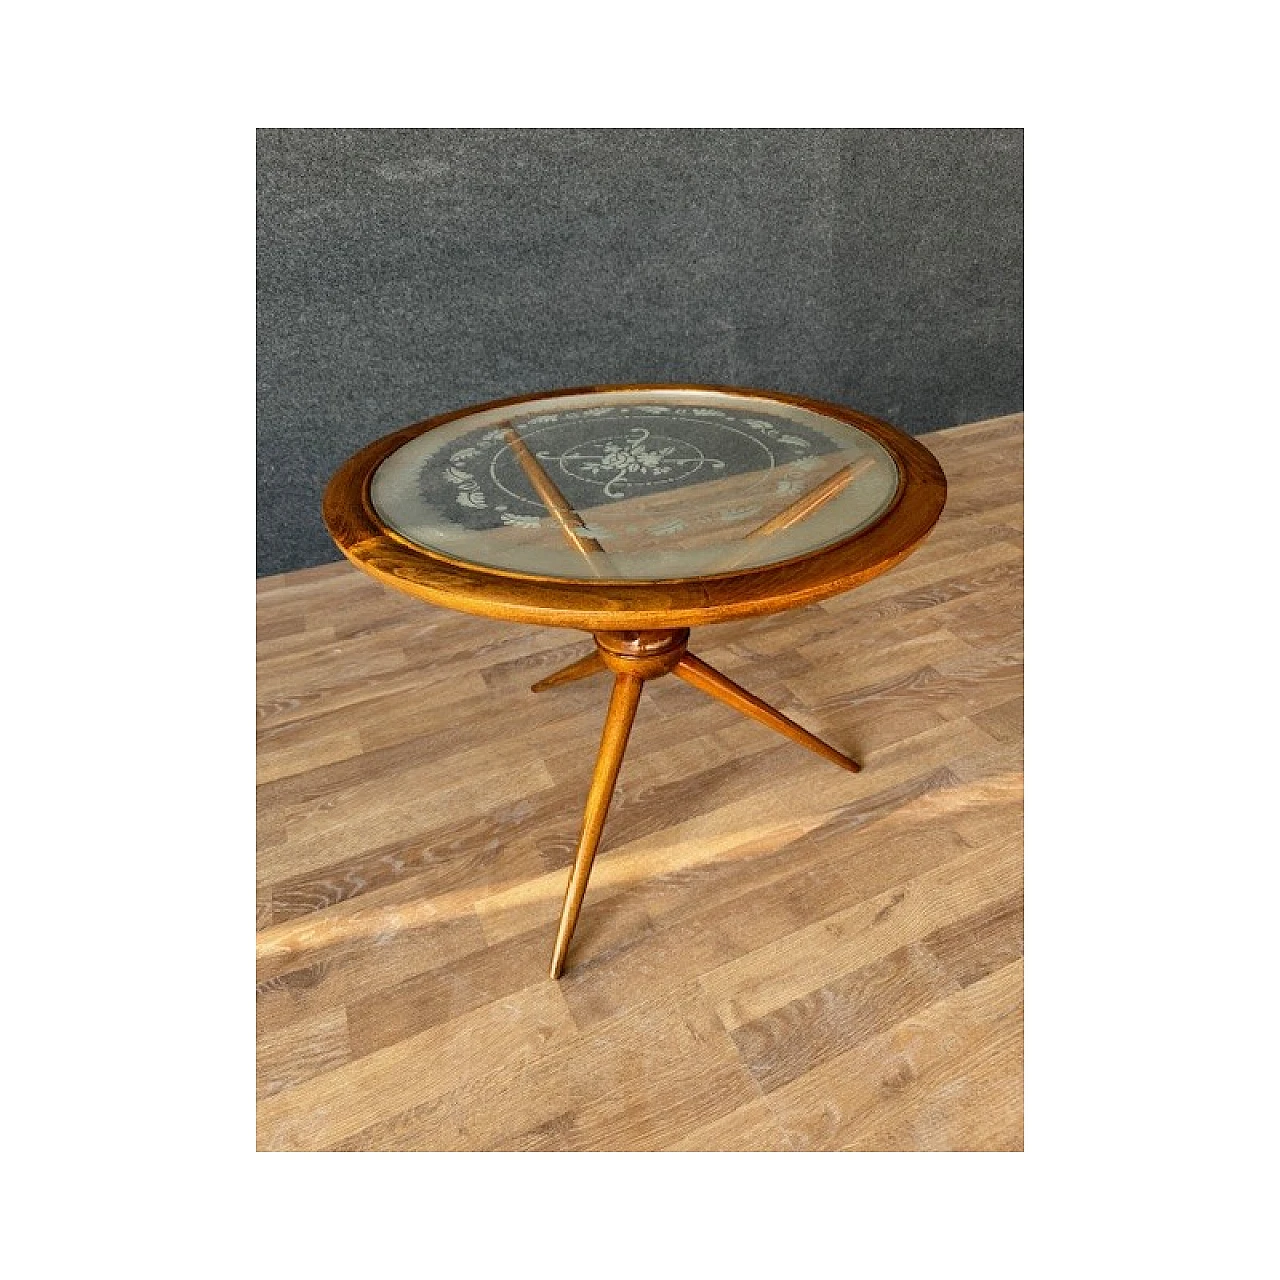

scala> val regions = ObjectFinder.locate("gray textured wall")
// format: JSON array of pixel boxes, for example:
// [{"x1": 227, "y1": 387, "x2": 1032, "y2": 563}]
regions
[{"x1": 257, "y1": 128, "x2": 1022, "y2": 577}]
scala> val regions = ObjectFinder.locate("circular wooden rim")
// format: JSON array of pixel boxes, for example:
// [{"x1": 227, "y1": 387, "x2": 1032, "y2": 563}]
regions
[{"x1": 322, "y1": 383, "x2": 947, "y2": 631}]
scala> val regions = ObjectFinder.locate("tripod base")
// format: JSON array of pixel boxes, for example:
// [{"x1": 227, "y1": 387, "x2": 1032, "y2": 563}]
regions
[{"x1": 544, "y1": 630, "x2": 859, "y2": 979}]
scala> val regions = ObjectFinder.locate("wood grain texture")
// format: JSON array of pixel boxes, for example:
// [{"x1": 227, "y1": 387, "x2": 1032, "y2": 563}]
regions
[
  {"x1": 258, "y1": 413, "x2": 1023, "y2": 1150},
  {"x1": 321, "y1": 383, "x2": 947, "y2": 631}
]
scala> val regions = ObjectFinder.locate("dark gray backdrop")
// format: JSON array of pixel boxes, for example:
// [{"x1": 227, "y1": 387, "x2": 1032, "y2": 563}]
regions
[{"x1": 257, "y1": 128, "x2": 1022, "y2": 577}]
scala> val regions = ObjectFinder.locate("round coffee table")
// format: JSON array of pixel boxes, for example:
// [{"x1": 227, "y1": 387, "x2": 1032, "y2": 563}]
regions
[{"x1": 323, "y1": 384, "x2": 947, "y2": 977}]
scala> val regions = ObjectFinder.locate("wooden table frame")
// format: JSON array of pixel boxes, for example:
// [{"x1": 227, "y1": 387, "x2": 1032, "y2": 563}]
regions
[{"x1": 323, "y1": 383, "x2": 947, "y2": 977}]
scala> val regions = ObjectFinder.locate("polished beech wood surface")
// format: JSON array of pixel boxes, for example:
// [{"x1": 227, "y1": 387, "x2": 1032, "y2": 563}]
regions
[
  {"x1": 748, "y1": 454, "x2": 877, "y2": 538},
  {"x1": 258, "y1": 413, "x2": 1023, "y2": 1151},
  {"x1": 545, "y1": 627, "x2": 861, "y2": 975},
  {"x1": 327, "y1": 384, "x2": 947, "y2": 977},
  {"x1": 322, "y1": 384, "x2": 946, "y2": 631},
  {"x1": 502, "y1": 426, "x2": 610, "y2": 572},
  {"x1": 673, "y1": 651, "x2": 859, "y2": 773},
  {"x1": 550, "y1": 670, "x2": 645, "y2": 979},
  {"x1": 530, "y1": 648, "x2": 605, "y2": 693}
]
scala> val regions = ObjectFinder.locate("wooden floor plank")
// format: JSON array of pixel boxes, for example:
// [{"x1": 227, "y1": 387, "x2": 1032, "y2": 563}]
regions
[
  {"x1": 257, "y1": 413, "x2": 1024, "y2": 1150},
  {"x1": 762, "y1": 961, "x2": 1024, "y2": 1151},
  {"x1": 256, "y1": 981, "x2": 577, "y2": 1152},
  {"x1": 727, "y1": 890, "x2": 1022, "y2": 1095},
  {"x1": 665, "y1": 1096, "x2": 797, "y2": 1152},
  {"x1": 331, "y1": 983, "x2": 758, "y2": 1153},
  {"x1": 256, "y1": 1005, "x2": 351, "y2": 1101},
  {"x1": 256, "y1": 912, "x2": 488, "y2": 1038},
  {"x1": 699, "y1": 833, "x2": 1021, "y2": 1033}
]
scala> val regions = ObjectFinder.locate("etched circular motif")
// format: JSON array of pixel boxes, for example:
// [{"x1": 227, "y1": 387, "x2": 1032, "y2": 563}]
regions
[
  {"x1": 443, "y1": 409, "x2": 796, "y2": 521},
  {"x1": 365, "y1": 390, "x2": 907, "y2": 581},
  {"x1": 556, "y1": 428, "x2": 720, "y2": 499}
]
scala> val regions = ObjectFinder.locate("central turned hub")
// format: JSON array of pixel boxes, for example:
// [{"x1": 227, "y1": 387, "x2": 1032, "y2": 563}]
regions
[{"x1": 593, "y1": 629, "x2": 690, "y2": 679}]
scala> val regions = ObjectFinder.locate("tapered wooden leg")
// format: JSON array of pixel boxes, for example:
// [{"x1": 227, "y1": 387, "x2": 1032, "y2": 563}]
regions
[
  {"x1": 531, "y1": 648, "x2": 605, "y2": 693},
  {"x1": 549, "y1": 671, "x2": 645, "y2": 978},
  {"x1": 673, "y1": 652, "x2": 860, "y2": 773}
]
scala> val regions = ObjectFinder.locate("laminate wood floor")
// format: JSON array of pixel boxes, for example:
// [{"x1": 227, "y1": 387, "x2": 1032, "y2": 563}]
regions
[{"x1": 256, "y1": 413, "x2": 1024, "y2": 1151}]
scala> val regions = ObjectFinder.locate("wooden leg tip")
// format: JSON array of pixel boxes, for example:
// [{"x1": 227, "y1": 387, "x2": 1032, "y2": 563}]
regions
[
  {"x1": 530, "y1": 649, "x2": 605, "y2": 695},
  {"x1": 549, "y1": 934, "x2": 572, "y2": 980}
]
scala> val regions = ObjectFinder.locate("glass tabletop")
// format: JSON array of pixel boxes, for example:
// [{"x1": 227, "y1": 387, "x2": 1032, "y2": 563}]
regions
[{"x1": 369, "y1": 387, "x2": 902, "y2": 581}]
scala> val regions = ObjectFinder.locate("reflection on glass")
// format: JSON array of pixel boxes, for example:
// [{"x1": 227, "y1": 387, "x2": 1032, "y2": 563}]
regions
[{"x1": 370, "y1": 389, "x2": 900, "y2": 581}]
